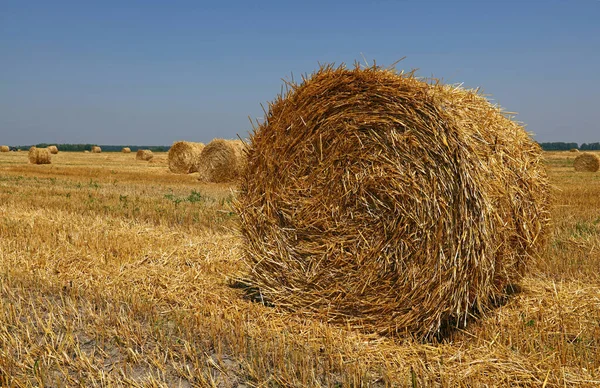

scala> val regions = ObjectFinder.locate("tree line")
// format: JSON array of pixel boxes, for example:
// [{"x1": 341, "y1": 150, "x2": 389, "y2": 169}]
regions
[
  {"x1": 9, "y1": 142, "x2": 600, "y2": 152},
  {"x1": 538, "y1": 142, "x2": 600, "y2": 151},
  {"x1": 13, "y1": 144, "x2": 170, "y2": 152}
]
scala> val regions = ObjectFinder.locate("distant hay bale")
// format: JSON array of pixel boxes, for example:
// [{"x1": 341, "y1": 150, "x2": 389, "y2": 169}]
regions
[
  {"x1": 122, "y1": 147, "x2": 131, "y2": 153},
  {"x1": 149, "y1": 156, "x2": 168, "y2": 165},
  {"x1": 48, "y1": 145, "x2": 59, "y2": 154},
  {"x1": 28, "y1": 147, "x2": 51, "y2": 164},
  {"x1": 136, "y1": 149, "x2": 154, "y2": 161},
  {"x1": 91, "y1": 146, "x2": 101, "y2": 153},
  {"x1": 237, "y1": 64, "x2": 550, "y2": 339},
  {"x1": 574, "y1": 153, "x2": 600, "y2": 172},
  {"x1": 0, "y1": 145, "x2": 9, "y2": 152},
  {"x1": 569, "y1": 148, "x2": 579, "y2": 152},
  {"x1": 84, "y1": 150, "x2": 90, "y2": 153},
  {"x1": 167, "y1": 141, "x2": 205, "y2": 174},
  {"x1": 197, "y1": 139, "x2": 246, "y2": 183}
]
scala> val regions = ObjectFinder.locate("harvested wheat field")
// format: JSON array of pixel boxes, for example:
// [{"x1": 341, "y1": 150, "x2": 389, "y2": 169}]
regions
[{"x1": 1, "y1": 148, "x2": 599, "y2": 387}]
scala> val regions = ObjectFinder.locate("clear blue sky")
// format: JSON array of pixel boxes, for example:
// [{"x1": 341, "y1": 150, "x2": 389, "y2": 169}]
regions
[{"x1": 1, "y1": 0, "x2": 598, "y2": 146}]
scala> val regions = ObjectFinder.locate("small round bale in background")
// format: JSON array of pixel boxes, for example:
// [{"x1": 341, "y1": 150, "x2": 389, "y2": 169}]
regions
[
  {"x1": 168, "y1": 141, "x2": 205, "y2": 174},
  {"x1": 0, "y1": 145, "x2": 9, "y2": 152},
  {"x1": 47, "y1": 145, "x2": 59, "y2": 154},
  {"x1": 28, "y1": 147, "x2": 51, "y2": 164},
  {"x1": 197, "y1": 139, "x2": 246, "y2": 183},
  {"x1": 569, "y1": 148, "x2": 579, "y2": 152},
  {"x1": 574, "y1": 153, "x2": 600, "y2": 172},
  {"x1": 136, "y1": 149, "x2": 154, "y2": 161},
  {"x1": 122, "y1": 147, "x2": 131, "y2": 153},
  {"x1": 91, "y1": 146, "x2": 102, "y2": 153},
  {"x1": 237, "y1": 64, "x2": 550, "y2": 339}
]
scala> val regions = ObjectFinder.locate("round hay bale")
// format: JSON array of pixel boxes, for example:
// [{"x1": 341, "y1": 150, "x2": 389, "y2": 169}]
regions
[
  {"x1": 168, "y1": 141, "x2": 205, "y2": 174},
  {"x1": 197, "y1": 139, "x2": 246, "y2": 183},
  {"x1": 28, "y1": 147, "x2": 51, "y2": 164},
  {"x1": 122, "y1": 147, "x2": 131, "y2": 153},
  {"x1": 569, "y1": 148, "x2": 579, "y2": 152},
  {"x1": 0, "y1": 145, "x2": 9, "y2": 152},
  {"x1": 236, "y1": 65, "x2": 550, "y2": 338},
  {"x1": 91, "y1": 146, "x2": 101, "y2": 153},
  {"x1": 574, "y1": 153, "x2": 600, "y2": 172},
  {"x1": 47, "y1": 145, "x2": 59, "y2": 154},
  {"x1": 136, "y1": 149, "x2": 154, "y2": 161},
  {"x1": 84, "y1": 150, "x2": 90, "y2": 153}
]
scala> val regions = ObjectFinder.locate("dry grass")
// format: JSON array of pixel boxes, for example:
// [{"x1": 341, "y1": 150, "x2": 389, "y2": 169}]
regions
[
  {"x1": 136, "y1": 149, "x2": 154, "y2": 161},
  {"x1": 574, "y1": 153, "x2": 600, "y2": 172},
  {"x1": 0, "y1": 150, "x2": 599, "y2": 386},
  {"x1": 238, "y1": 65, "x2": 549, "y2": 339},
  {"x1": 197, "y1": 139, "x2": 246, "y2": 183},
  {"x1": 168, "y1": 141, "x2": 205, "y2": 174}
]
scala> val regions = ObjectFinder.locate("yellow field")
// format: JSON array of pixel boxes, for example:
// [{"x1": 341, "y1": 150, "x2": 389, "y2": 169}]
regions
[{"x1": 0, "y1": 150, "x2": 599, "y2": 387}]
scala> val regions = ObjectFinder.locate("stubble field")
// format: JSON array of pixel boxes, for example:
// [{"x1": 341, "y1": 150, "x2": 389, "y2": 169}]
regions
[{"x1": 0, "y1": 150, "x2": 599, "y2": 387}]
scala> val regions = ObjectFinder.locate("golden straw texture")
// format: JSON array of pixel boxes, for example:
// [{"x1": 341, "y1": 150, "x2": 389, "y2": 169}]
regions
[
  {"x1": 237, "y1": 64, "x2": 550, "y2": 339},
  {"x1": 28, "y1": 147, "x2": 51, "y2": 164},
  {"x1": 136, "y1": 149, "x2": 154, "y2": 161},
  {"x1": 197, "y1": 139, "x2": 246, "y2": 183},
  {"x1": 168, "y1": 141, "x2": 205, "y2": 174},
  {"x1": 573, "y1": 153, "x2": 600, "y2": 172}
]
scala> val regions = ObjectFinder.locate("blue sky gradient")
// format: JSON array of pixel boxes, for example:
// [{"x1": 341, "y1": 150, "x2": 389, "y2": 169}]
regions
[{"x1": 1, "y1": 0, "x2": 598, "y2": 145}]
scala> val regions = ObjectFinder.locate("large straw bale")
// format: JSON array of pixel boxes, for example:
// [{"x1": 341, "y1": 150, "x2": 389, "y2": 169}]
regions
[
  {"x1": 0, "y1": 145, "x2": 9, "y2": 152},
  {"x1": 28, "y1": 147, "x2": 51, "y2": 164},
  {"x1": 197, "y1": 139, "x2": 246, "y2": 183},
  {"x1": 168, "y1": 141, "x2": 205, "y2": 174},
  {"x1": 236, "y1": 64, "x2": 550, "y2": 339},
  {"x1": 47, "y1": 145, "x2": 59, "y2": 154},
  {"x1": 573, "y1": 153, "x2": 600, "y2": 172},
  {"x1": 91, "y1": 146, "x2": 101, "y2": 153},
  {"x1": 136, "y1": 149, "x2": 154, "y2": 161},
  {"x1": 122, "y1": 147, "x2": 131, "y2": 153}
]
